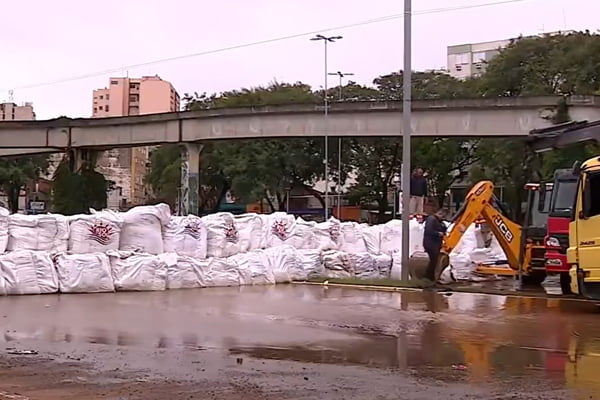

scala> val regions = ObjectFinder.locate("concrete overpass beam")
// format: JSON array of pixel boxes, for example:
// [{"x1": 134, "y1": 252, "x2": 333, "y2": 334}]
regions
[{"x1": 180, "y1": 144, "x2": 202, "y2": 216}]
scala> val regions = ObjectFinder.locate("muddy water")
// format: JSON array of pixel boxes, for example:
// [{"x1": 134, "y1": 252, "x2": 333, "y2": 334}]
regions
[{"x1": 0, "y1": 285, "x2": 599, "y2": 399}]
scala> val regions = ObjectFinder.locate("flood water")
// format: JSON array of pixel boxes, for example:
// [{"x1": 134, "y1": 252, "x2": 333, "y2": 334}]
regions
[{"x1": 0, "y1": 284, "x2": 599, "y2": 398}]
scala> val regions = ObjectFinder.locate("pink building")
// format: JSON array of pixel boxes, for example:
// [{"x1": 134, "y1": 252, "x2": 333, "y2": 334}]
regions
[
  {"x1": 91, "y1": 76, "x2": 180, "y2": 208},
  {"x1": 0, "y1": 102, "x2": 36, "y2": 120}
]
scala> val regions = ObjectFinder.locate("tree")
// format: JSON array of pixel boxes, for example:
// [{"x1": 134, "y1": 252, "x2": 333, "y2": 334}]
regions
[
  {"x1": 374, "y1": 71, "x2": 479, "y2": 100},
  {"x1": 146, "y1": 144, "x2": 181, "y2": 208},
  {"x1": 51, "y1": 153, "x2": 109, "y2": 215},
  {"x1": 0, "y1": 156, "x2": 48, "y2": 213}
]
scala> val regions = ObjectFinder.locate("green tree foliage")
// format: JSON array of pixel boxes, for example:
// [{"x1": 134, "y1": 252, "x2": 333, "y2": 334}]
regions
[
  {"x1": 51, "y1": 154, "x2": 108, "y2": 215},
  {"x1": 374, "y1": 71, "x2": 479, "y2": 100},
  {"x1": 0, "y1": 157, "x2": 48, "y2": 213},
  {"x1": 146, "y1": 144, "x2": 181, "y2": 208}
]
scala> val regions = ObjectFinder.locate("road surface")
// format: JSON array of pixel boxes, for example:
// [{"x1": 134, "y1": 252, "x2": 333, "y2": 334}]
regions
[{"x1": 0, "y1": 284, "x2": 598, "y2": 399}]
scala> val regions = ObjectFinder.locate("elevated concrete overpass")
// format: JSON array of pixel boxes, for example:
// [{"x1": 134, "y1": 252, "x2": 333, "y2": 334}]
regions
[{"x1": 2, "y1": 95, "x2": 600, "y2": 157}]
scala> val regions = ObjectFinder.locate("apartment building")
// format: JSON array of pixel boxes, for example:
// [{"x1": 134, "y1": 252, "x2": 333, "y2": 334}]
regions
[
  {"x1": 0, "y1": 102, "x2": 35, "y2": 120},
  {"x1": 91, "y1": 76, "x2": 180, "y2": 208}
]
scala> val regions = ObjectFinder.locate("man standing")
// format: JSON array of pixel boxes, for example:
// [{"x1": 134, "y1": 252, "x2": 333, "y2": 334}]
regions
[
  {"x1": 423, "y1": 208, "x2": 448, "y2": 282},
  {"x1": 410, "y1": 168, "x2": 427, "y2": 215}
]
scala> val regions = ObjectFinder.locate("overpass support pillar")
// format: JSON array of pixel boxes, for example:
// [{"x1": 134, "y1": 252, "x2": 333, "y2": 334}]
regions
[
  {"x1": 69, "y1": 149, "x2": 97, "y2": 172},
  {"x1": 180, "y1": 144, "x2": 202, "y2": 216}
]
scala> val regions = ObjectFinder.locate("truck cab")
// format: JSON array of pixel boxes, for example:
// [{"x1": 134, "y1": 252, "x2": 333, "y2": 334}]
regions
[
  {"x1": 568, "y1": 156, "x2": 600, "y2": 300},
  {"x1": 545, "y1": 171, "x2": 578, "y2": 293}
]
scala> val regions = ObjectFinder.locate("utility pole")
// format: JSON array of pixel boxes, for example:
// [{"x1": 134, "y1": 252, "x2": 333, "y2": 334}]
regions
[
  {"x1": 328, "y1": 71, "x2": 354, "y2": 219},
  {"x1": 401, "y1": 0, "x2": 412, "y2": 281},
  {"x1": 310, "y1": 34, "x2": 342, "y2": 220}
]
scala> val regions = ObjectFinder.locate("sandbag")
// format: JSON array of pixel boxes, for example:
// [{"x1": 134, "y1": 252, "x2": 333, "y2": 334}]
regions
[
  {"x1": 119, "y1": 204, "x2": 171, "y2": 255},
  {"x1": 68, "y1": 211, "x2": 123, "y2": 254},
  {"x1": 0, "y1": 250, "x2": 58, "y2": 295},
  {"x1": 293, "y1": 218, "x2": 317, "y2": 250},
  {"x1": 163, "y1": 215, "x2": 208, "y2": 258},
  {"x1": 235, "y1": 213, "x2": 264, "y2": 252},
  {"x1": 390, "y1": 251, "x2": 403, "y2": 280},
  {"x1": 449, "y1": 253, "x2": 473, "y2": 281},
  {"x1": 54, "y1": 253, "x2": 115, "y2": 293},
  {"x1": 7, "y1": 214, "x2": 63, "y2": 252},
  {"x1": 265, "y1": 212, "x2": 296, "y2": 248},
  {"x1": 51, "y1": 214, "x2": 69, "y2": 253},
  {"x1": 263, "y1": 245, "x2": 298, "y2": 283},
  {"x1": 314, "y1": 217, "x2": 342, "y2": 251},
  {"x1": 380, "y1": 219, "x2": 425, "y2": 256},
  {"x1": 162, "y1": 253, "x2": 209, "y2": 290},
  {"x1": 202, "y1": 213, "x2": 242, "y2": 258},
  {"x1": 438, "y1": 265, "x2": 457, "y2": 284},
  {"x1": 297, "y1": 249, "x2": 323, "y2": 279},
  {"x1": 322, "y1": 250, "x2": 353, "y2": 278},
  {"x1": 339, "y1": 222, "x2": 368, "y2": 253},
  {"x1": 373, "y1": 253, "x2": 392, "y2": 278},
  {"x1": 350, "y1": 252, "x2": 378, "y2": 279},
  {"x1": 230, "y1": 250, "x2": 275, "y2": 286},
  {"x1": 205, "y1": 257, "x2": 241, "y2": 287},
  {"x1": 362, "y1": 224, "x2": 382, "y2": 255},
  {"x1": 0, "y1": 207, "x2": 8, "y2": 253},
  {"x1": 107, "y1": 251, "x2": 167, "y2": 291}
]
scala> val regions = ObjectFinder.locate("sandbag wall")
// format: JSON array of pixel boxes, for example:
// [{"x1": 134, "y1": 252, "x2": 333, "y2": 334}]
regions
[{"x1": 0, "y1": 204, "x2": 505, "y2": 296}]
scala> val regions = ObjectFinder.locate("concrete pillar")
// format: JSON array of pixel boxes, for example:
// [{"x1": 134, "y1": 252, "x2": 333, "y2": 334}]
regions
[
  {"x1": 69, "y1": 149, "x2": 97, "y2": 173},
  {"x1": 180, "y1": 144, "x2": 202, "y2": 216}
]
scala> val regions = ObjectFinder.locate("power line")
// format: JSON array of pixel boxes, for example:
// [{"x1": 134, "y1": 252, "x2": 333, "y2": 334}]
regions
[{"x1": 6, "y1": 0, "x2": 531, "y2": 91}]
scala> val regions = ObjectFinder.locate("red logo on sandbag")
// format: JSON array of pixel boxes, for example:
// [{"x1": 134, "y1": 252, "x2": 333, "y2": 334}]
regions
[
  {"x1": 88, "y1": 222, "x2": 114, "y2": 245},
  {"x1": 272, "y1": 220, "x2": 288, "y2": 240},
  {"x1": 224, "y1": 221, "x2": 238, "y2": 243},
  {"x1": 329, "y1": 223, "x2": 340, "y2": 242},
  {"x1": 183, "y1": 221, "x2": 203, "y2": 240}
]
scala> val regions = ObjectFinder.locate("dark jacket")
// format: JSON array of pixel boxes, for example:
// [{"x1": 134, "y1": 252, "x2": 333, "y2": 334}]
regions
[
  {"x1": 410, "y1": 175, "x2": 427, "y2": 197},
  {"x1": 423, "y1": 215, "x2": 447, "y2": 249}
]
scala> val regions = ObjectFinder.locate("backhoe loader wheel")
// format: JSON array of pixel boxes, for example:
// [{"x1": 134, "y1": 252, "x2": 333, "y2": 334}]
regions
[
  {"x1": 521, "y1": 271, "x2": 546, "y2": 286},
  {"x1": 560, "y1": 273, "x2": 572, "y2": 295}
]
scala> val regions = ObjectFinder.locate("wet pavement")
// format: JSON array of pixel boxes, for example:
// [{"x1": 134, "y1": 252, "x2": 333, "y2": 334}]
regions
[{"x1": 0, "y1": 284, "x2": 599, "y2": 399}]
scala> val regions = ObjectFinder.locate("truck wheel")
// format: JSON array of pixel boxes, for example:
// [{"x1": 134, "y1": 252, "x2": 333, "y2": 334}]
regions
[
  {"x1": 560, "y1": 273, "x2": 572, "y2": 295},
  {"x1": 522, "y1": 271, "x2": 546, "y2": 286}
]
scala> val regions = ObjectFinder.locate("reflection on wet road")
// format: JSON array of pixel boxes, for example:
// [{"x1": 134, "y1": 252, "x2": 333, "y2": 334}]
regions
[{"x1": 0, "y1": 284, "x2": 599, "y2": 398}]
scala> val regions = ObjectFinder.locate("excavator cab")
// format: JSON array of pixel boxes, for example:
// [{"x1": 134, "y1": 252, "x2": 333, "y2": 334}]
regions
[{"x1": 438, "y1": 181, "x2": 549, "y2": 284}]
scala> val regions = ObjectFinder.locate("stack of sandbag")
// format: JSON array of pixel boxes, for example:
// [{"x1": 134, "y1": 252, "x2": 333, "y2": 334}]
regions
[
  {"x1": 163, "y1": 215, "x2": 208, "y2": 258},
  {"x1": 230, "y1": 250, "x2": 275, "y2": 285},
  {"x1": 0, "y1": 250, "x2": 58, "y2": 295},
  {"x1": 202, "y1": 212, "x2": 242, "y2": 258},
  {"x1": 322, "y1": 250, "x2": 353, "y2": 278},
  {"x1": 235, "y1": 213, "x2": 265, "y2": 253},
  {"x1": 7, "y1": 214, "x2": 68, "y2": 252},
  {"x1": 264, "y1": 212, "x2": 296, "y2": 248},
  {"x1": 314, "y1": 217, "x2": 342, "y2": 251},
  {"x1": 162, "y1": 254, "x2": 209, "y2": 290},
  {"x1": 263, "y1": 245, "x2": 299, "y2": 282},
  {"x1": 0, "y1": 207, "x2": 8, "y2": 253},
  {"x1": 119, "y1": 204, "x2": 171, "y2": 255},
  {"x1": 68, "y1": 210, "x2": 123, "y2": 254},
  {"x1": 53, "y1": 253, "x2": 115, "y2": 293},
  {"x1": 339, "y1": 222, "x2": 368, "y2": 253},
  {"x1": 107, "y1": 251, "x2": 167, "y2": 291}
]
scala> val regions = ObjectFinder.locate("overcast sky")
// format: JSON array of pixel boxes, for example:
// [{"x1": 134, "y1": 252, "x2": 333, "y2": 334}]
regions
[{"x1": 1, "y1": 0, "x2": 597, "y2": 119}]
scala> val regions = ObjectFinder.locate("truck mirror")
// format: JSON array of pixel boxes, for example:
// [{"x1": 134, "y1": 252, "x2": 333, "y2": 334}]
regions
[{"x1": 572, "y1": 161, "x2": 582, "y2": 176}]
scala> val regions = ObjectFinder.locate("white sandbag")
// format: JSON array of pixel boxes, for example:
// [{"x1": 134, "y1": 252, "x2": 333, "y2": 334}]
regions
[
  {"x1": 293, "y1": 218, "x2": 317, "y2": 250},
  {"x1": 54, "y1": 253, "x2": 115, "y2": 293},
  {"x1": 68, "y1": 211, "x2": 123, "y2": 254},
  {"x1": 0, "y1": 207, "x2": 10, "y2": 253},
  {"x1": 373, "y1": 253, "x2": 392, "y2": 278},
  {"x1": 0, "y1": 250, "x2": 58, "y2": 295},
  {"x1": 380, "y1": 219, "x2": 425, "y2": 256},
  {"x1": 265, "y1": 212, "x2": 296, "y2": 248},
  {"x1": 390, "y1": 251, "x2": 403, "y2": 280},
  {"x1": 449, "y1": 253, "x2": 473, "y2": 281},
  {"x1": 362, "y1": 224, "x2": 382, "y2": 255},
  {"x1": 230, "y1": 250, "x2": 275, "y2": 286},
  {"x1": 297, "y1": 249, "x2": 323, "y2": 278},
  {"x1": 339, "y1": 222, "x2": 368, "y2": 253},
  {"x1": 314, "y1": 217, "x2": 342, "y2": 251},
  {"x1": 350, "y1": 253, "x2": 378, "y2": 279},
  {"x1": 107, "y1": 251, "x2": 167, "y2": 291},
  {"x1": 7, "y1": 214, "x2": 61, "y2": 252},
  {"x1": 449, "y1": 224, "x2": 479, "y2": 255},
  {"x1": 263, "y1": 245, "x2": 298, "y2": 283},
  {"x1": 235, "y1": 213, "x2": 264, "y2": 252},
  {"x1": 202, "y1": 212, "x2": 242, "y2": 258},
  {"x1": 163, "y1": 215, "x2": 208, "y2": 258},
  {"x1": 409, "y1": 219, "x2": 425, "y2": 255},
  {"x1": 438, "y1": 265, "x2": 457, "y2": 284},
  {"x1": 205, "y1": 257, "x2": 241, "y2": 287},
  {"x1": 163, "y1": 254, "x2": 209, "y2": 290},
  {"x1": 119, "y1": 204, "x2": 171, "y2": 255},
  {"x1": 322, "y1": 250, "x2": 353, "y2": 278}
]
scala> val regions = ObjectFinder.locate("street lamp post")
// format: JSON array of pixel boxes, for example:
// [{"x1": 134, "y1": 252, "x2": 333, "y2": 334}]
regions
[
  {"x1": 328, "y1": 71, "x2": 354, "y2": 220},
  {"x1": 401, "y1": 0, "x2": 412, "y2": 280},
  {"x1": 311, "y1": 34, "x2": 342, "y2": 221}
]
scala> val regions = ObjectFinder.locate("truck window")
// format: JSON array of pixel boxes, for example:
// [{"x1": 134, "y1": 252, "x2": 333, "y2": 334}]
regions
[
  {"x1": 587, "y1": 173, "x2": 600, "y2": 217},
  {"x1": 551, "y1": 180, "x2": 577, "y2": 213}
]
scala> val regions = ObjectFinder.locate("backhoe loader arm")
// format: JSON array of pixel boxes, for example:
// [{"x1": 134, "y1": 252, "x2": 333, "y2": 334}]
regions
[{"x1": 443, "y1": 180, "x2": 525, "y2": 271}]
